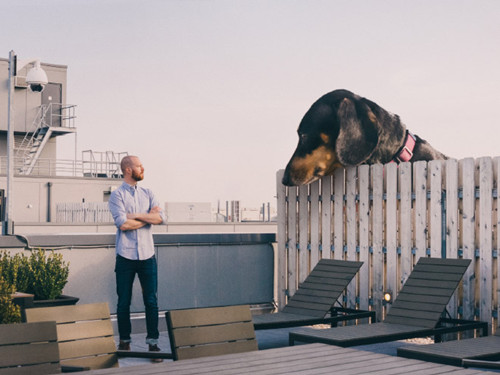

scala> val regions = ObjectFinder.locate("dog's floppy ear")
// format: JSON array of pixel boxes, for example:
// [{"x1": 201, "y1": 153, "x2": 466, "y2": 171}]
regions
[{"x1": 335, "y1": 98, "x2": 379, "y2": 166}]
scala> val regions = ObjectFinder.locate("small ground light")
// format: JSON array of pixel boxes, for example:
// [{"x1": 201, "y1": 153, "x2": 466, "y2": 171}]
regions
[{"x1": 383, "y1": 291, "x2": 393, "y2": 304}]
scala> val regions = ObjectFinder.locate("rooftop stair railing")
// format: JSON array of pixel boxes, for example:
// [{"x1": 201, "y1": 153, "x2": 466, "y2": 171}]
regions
[{"x1": 15, "y1": 103, "x2": 76, "y2": 175}]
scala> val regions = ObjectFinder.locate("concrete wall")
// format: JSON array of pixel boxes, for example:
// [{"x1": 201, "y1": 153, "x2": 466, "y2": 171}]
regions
[{"x1": 0, "y1": 233, "x2": 275, "y2": 314}]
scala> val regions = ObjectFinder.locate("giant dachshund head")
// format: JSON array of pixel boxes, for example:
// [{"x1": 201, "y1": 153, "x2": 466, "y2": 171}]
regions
[{"x1": 282, "y1": 90, "x2": 382, "y2": 186}]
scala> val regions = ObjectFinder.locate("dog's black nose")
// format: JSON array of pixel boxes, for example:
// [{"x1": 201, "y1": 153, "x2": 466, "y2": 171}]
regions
[{"x1": 281, "y1": 172, "x2": 293, "y2": 186}]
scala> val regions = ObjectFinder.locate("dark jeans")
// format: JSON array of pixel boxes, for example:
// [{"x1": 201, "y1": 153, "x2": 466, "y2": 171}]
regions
[{"x1": 115, "y1": 255, "x2": 159, "y2": 344}]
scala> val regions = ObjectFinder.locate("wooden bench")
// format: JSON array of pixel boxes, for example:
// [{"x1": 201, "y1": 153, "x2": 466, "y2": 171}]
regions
[
  {"x1": 0, "y1": 321, "x2": 60, "y2": 374},
  {"x1": 166, "y1": 304, "x2": 258, "y2": 361},
  {"x1": 25, "y1": 302, "x2": 171, "y2": 371}
]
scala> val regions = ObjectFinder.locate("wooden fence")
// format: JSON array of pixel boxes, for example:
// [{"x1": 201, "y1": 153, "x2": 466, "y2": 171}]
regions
[{"x1": 276, "y1": 157, "x2": 500, "y2": 330}]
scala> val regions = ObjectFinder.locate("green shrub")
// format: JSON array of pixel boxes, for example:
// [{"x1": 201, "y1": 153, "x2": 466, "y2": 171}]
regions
[
  {"x1": 0, "y1": 250, "x2": 18, "y2": 288},
  {"x1": 0, "y1": 249, "x2": 70, "y2": 301},
  {"x1": 14, "y1": 254, "x2": 31, "y2": 294},
  {"x1": 29, "y1": 250, "x2": 70, "y2": 300},
  {"x1": 0, "y1": 251, "x2": 31, "y2": 293},
  {"x1": 0, "y1": 273, "x2": 21, "y2": 324}
]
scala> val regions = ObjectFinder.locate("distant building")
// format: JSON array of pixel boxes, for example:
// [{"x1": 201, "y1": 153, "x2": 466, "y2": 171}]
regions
[
  {"x1": 241, "y1": 207, "x2": 263, "y2": 222},
  {"x1": 165, "y1": 202, "x2": 212, "y2": 222},
  {"x1": 241, "y1": 204, "x2": 277, "y2": 222},
  {"x1": 0, "y1": 55, "x2": 124, "y2": 225},
  {"x1": 0, "y1": 58, "x2": 73, "y2": 169},
  {"x1": 213, "y1": 200, "x2": 276, "y2": 223}
]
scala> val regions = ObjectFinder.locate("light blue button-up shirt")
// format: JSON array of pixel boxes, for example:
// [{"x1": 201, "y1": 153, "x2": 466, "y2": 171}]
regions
[{"x1": 108, "y1": 182, "x2": 165, "y2": 260}]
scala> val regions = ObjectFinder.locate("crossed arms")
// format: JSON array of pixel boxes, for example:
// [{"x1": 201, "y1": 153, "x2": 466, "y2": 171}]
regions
[{"x1": 120, "y1": 206, "x2": 163, "y2": 231}]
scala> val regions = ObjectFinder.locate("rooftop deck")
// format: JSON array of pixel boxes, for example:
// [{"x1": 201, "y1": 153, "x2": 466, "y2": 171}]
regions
[
  {"x1": 115, "y1": 326, "x2": 500, "y2": 373},
  {"x1": 2, "y1": 233, "x2": 499, "y2": 373},
  {"x1": 119, "y1": 325, "x2": 404, "y2": 364}
]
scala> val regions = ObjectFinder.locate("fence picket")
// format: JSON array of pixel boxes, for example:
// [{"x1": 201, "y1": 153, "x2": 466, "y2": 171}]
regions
[
  {"x1": 414, "y1": 161, "x2": 428, "y2": 260},
  {"x1": 358, "y1": 165, "x2": 370, "y2": 312},
  {"x1": 446, "y1": 159, "x2": 459, "y2": 260},
  {"x1": 371, "y1": 164, "x2": 384, "y2": 319},
  {"x1": 385, "y1": 163, "x2": 398, "y2": 302},
  {"x1": 321, "y1": 176, "x2": 332, "y2": 260},
  {"x1": 479, "y1": 157, "x2": 493, "y2": 326},
  {"x1": 310, "y1": 180, "x2": 320, "y2": 269},
  {"x1": 494, "y1": 157, "x2": 500, "y2": 330},
  {"x1": 333, "y1": 169, "x2": 345, "y2": 260},
  {"x1": 287, "y1": 186, "x2": 298, "y2": 297},
  {"x1": 429, "y1": 160, "x2": 443, "y2": 258},
  {"x1": 460, "y1": 158, "x2": 476, "y2": 326},
  {"x1": 298, "y1": 184, "x2": 309, "y2": 282},
  {"x1": 276, "y1": 170, "x2": 287, "y2": 309},
  {"x1": 445, "y1": 159, "x2": 459, "y2": 327},
  {"x1": 399, "y1": 162, "x2": 413, "y2": 287},
  {"x1": 345, "y1": 167, "x2": 357, "y2": 261},
  {"x1": 346, "y1": 167, "x2": 357, "y2": 307}
]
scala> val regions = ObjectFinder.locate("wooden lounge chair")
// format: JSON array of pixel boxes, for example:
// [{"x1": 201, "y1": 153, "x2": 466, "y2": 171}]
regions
[
  {"x1": 0, "y1": 321, "x2": 61, "y2": 374},
  {"x1": 24, "y1": 302, "x2": 171, "y2": 371},
  {"x1": 253, "y1": 259, "x2": 375, "y2": 330},
  {"x1": 289, "y1": 257, "x2": 488, "y2": 347},
  {"x1": 398, "y1": 328, "x2": 500, "y2": 367},
  {"x1": 166, "y1": 304, "x2": 258, "y2": 361}
]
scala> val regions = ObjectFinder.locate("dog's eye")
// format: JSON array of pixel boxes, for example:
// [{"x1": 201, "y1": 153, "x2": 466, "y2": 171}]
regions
[{"x1": 299, "y1": 134, "x2": 307, "y2": 143}]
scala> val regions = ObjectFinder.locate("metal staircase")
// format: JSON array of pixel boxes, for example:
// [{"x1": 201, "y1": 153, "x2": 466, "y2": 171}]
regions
[{"x1": 16, "y1": 103, "x2": 76, "y2": 175}]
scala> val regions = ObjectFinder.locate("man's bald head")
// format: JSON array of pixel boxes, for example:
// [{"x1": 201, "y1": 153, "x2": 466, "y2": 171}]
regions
[
  {"x1": 121, "y1": 156, "x2": 144, "y2": 182},
  {"x1": 121, "y1": 155, "x2": 138, "y2": 174}
]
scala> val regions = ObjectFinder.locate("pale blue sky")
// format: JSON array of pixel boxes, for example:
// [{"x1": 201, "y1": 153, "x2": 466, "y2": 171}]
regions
[{"x1": 2, "y1": 0, "x2": 499, "y2": 207}]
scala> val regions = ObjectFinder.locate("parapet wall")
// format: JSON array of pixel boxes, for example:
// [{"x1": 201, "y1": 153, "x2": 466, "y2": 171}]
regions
[{"x1": 0, "y1": 233, "x2": 275, "y2": 314}]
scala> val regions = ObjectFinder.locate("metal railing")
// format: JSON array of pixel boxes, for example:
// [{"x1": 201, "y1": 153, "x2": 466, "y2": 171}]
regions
[
  {"x1": 82, "y1": 150, "x2": 127, "y2": 178},
  {"x1": 42, "y1": 103, "x2": 77, "y2": 129},
  {"x1": 14, "y1": 103, "x2": 78, "y2": 175},
  {"x1": 16, "y1": 103, "x2": 76, "y2": 158},
  {"x1": 0, "y1": 156, "x2": 122, "y2": 179}
]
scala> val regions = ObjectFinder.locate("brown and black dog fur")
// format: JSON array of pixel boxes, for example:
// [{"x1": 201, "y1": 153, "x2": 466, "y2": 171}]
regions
[{"x1": 282, "y1": 89, "x2": 447, "y2": 186}]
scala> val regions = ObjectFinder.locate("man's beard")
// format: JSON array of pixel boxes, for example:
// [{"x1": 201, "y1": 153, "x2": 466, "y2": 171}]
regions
[{"x1": 132, "y1": 170, "x2": 144, "y2": 181}]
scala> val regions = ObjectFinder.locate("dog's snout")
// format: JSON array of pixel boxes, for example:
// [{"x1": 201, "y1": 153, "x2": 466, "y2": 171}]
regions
[
  {"x1": 313, "y1": 166, "x2": 323, "y2": 177},
  {"x1": 281, "y1": 171, "x2": 294, "y2": 186}
]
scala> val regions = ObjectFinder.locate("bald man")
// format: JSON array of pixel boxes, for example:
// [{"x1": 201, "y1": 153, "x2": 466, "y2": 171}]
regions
[{"x1": 108, "y1": 155, "x2": 165, "y2": 361}]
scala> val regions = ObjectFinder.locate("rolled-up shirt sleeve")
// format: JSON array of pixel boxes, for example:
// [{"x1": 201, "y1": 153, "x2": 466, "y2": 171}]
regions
[
  {"x1": 109, "y1": 190, "x2": 127, "y2": 229},
  {"x1": 149, "y1": 190, "x2": 166, "y2": 224}
]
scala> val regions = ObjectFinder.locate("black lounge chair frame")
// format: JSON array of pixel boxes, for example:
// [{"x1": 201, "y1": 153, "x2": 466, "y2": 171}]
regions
[
  {"x1": 289, "y1": 257, "x2": 488, "y2": 347},
  {"x1": 252, "y1": 259, "x2": 375, "y2": 330}
]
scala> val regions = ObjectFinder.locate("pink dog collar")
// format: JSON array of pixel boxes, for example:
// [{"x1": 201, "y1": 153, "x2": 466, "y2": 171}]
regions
[{"x1": 392, "y1": 130, "x2": 416, "y2": 163}]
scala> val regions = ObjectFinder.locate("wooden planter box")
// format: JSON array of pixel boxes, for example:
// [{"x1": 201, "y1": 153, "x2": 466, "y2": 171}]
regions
[{"x1": 12, "y1": 292, "x2": 79, "y2": 321}]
